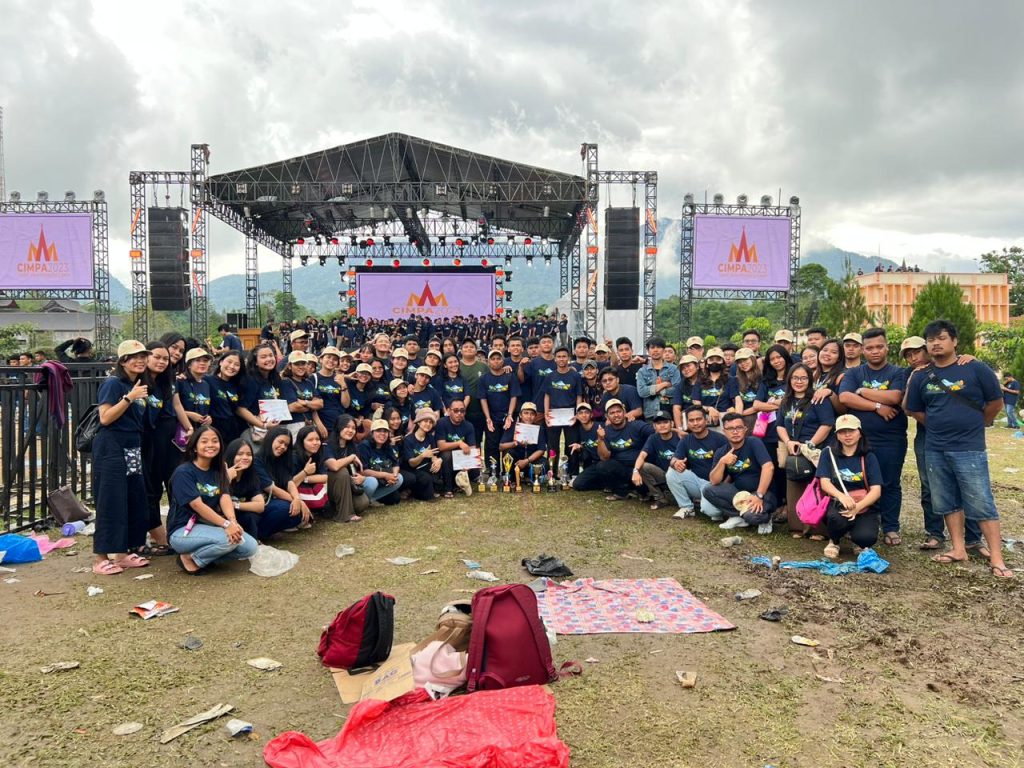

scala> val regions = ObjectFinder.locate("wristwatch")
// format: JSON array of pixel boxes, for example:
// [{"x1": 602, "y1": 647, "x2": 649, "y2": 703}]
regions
[
  {"x1": 122, "y1": 394, "x2": 132, "y2": 403},
  {"x1": 221, "y1": 520, "x2": 231, "y2": 529},
  {"x1": 755, "y1": 492, "x2": 765, "y2": 499},
  {"x1": 874, "y1": 402, "x2": 882, "y2": 411}
]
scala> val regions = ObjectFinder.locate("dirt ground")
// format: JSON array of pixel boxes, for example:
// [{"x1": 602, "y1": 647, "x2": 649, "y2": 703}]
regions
[{"x1": 2, "y1": 426, "x2": 1023, "y2": 768}]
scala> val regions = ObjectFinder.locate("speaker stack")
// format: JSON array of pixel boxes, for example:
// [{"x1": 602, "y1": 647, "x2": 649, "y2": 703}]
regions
[
  {"x1": 148, "y1": 207, "x2": 191, "y2": 312},
  {"x1": 603, "y1": 207, "x2": 640, "y2": 310}
]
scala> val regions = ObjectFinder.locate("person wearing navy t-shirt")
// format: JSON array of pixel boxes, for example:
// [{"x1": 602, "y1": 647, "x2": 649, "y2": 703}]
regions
[
  {"x1": 838, "y1": 328, "x2": 908, "y2": 545},
  {"x1": 519, "y1": 335, "x2": 557, "y2": 411},
  {"x1": 400, "y1": 409, "x2": 443, "y2": 501},
  {"x1": 313, "y1": 348, "x2": 347, "y2": 437},
  {"x1": 208, "y1": 350, "x2": 244, "y2": 445},
  {"x1": 666, "y1": 405, "x2": 729, "y2": 517},
  {"x1": 693, "y1": 348, "x2": 732, "y2": 426},
  {"x1": 703, "y1": 413, "x2": 776, "y2": 531},
  {"x1": 631, "y1": 411, "x2": 679, "y2": 510},
  {"x1": 409, "y1": 365, "x2": 445, "y2": 415},
  {"x1": 1002, "y1": 373, "x2": 1020, "y2": 429},
  {"x1": 816, "y1": 414, "x2": 883, "y2": 557},
  {"x1": 543, "y1": 347, "x2": 583, "y2": 475},
  {"x1": 436, "y1": 403, "x2": 479, "y2": 495},
  {"x1": 178, "y1": 348, "x2": 214, "y2": 430},
  {"x1": 567, "y1": 402, "x2": 601, "y2": 473},
  {"x1": 905, "y1": 320, "x2": 1013, "y2": 579},
  {"x1": 499, "y1": 402, "x2": 548, "y2": 476},
  {"x1": 572, "y1": 399, "x2": 654, "y2": 499},
  {"x1": 479, "y1": 349, "x2": 521, "y2": 466},
  {"x1": 597, "y1": 368, "x2": 643, "y2": 421},
  {"x1": 91, "y1": 340, "x2": 153, "y2": 575}
]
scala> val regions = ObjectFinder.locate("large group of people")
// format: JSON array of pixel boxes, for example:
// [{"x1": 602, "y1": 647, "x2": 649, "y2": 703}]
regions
[{"x1": 84, "y1": 315, "x2": 1015, "y2": 579}]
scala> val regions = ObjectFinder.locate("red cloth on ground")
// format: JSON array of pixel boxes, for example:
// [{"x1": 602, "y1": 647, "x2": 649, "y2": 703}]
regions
[{"x1": 263, "y1": 686, "x2": 570, "y2": 768}]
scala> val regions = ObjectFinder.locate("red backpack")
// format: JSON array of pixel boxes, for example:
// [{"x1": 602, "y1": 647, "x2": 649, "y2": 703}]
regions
[
  {"x1": 318, "y1": 592, "x2": 395, "y2": 670},
  {"x1": 466, "y1": 584, "x2": 557, "y2": 692}
]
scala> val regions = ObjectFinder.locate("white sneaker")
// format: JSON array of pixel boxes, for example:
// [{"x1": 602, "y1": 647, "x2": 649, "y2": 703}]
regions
[
  {"x1": 719, "y1": 517, "x2": 749, "y2": 530},
  {"x1": 757, "y1": 522, "x2": 773, "y2": 535},
  {"x1": 455, "y1": 470, "x2": 472, "y2": 496},
  {"x1": 673, "y1": 507, "x2": 693, "y2": 519}
]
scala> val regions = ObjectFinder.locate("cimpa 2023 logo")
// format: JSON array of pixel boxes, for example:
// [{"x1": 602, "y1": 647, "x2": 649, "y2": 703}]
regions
[{"x1": 20, "y1": 227, "x2": 71, "y2": 275}]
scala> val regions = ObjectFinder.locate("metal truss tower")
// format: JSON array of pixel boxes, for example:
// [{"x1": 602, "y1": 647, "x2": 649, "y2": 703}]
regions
[{"x1": 189, "y1": 144, "x2": 210, "y2": 338}]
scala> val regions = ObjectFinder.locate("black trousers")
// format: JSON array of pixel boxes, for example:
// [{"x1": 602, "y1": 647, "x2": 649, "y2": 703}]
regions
[
  {"x1": 483, "y1": 412, "x2": 508, "y2": 469},
  {"x1": 546, "y1": 424, "x2": 579, "y2": 477},
  {"x1": 826, "y1": 506, "x2": 880, "y2": 548},
  {"x1": 572, "y1": 459, "x2": 632, "y2": 497},
  {"x1": 143, "y1": 418, "x2": 181, "y2": 530},
  {"x1": 401, "y1": 467, "x2": 439, "y2": 501}
]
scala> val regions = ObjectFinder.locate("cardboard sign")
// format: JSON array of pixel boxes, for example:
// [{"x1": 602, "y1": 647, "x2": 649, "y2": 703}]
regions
[{"x1": 330, "y1": 642, "x2": 415, "y2": 704}]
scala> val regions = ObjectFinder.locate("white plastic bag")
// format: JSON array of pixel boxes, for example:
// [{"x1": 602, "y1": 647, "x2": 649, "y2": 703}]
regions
[{"x1": 249, "y1": 544, "x2": 299, "y2": 577}]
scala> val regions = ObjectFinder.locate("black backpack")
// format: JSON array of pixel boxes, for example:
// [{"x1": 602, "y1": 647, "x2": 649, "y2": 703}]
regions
[{"x1": 74, "y1": 405, "x2": 101, "y2": 453}]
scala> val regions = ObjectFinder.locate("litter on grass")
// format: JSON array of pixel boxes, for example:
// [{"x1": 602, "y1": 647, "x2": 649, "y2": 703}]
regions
[
  {"x1": 676, "y1": 670, "x2": 697, "y2": 688},
  {"x1": 420, "y1": 569, "x2": 440, "y2": 575},
  {"x1": 134, "y1": 573, "x2": 154, "y2": 580},
  {"x1": 466, "y1": 570, "x2": 500, "y2": 582},
  {"x1": 620, "y1": 553, "x2": 654, "y2": 562},
  {"x1": 129, "y1": 600, "x2": 178, "y2": 620},
  {"x1": 460, "y1": 559, "x2": 482, "y2": 570},
  {"x1": 335, "y1": 545, "x2": 355, "y2": 559},
  {"x1": 791, "y1": 635, "x2": 819, "y2": 647},
  {"x1": 247, "y1": 657, "x2": 283, "y2": 671},
  {"x1": 112, "y1": 722, "x2": 144, "y2": 736},
  {"x1": 179, "y1": 636, "x2": 203, "y2": 651},
  {"x1": 226, "y1": 719, "x2": 254, "y2": 736},
  {"x1": 386, "y1": 556, "x2": 421, "y2": 566},
  {"x1": 250, "y1": 545, "x2": 299, "y2": 577},
  {"x1": 759, "y1": 607, "x2": 788, "y2": 622},
  {"x1": 40, "y1": 661, "x2": 80, "y2": 674},
  {"x1": 159, "y1": 703, "x2": 234, "y2": 744},
  {"x1": 735, "y1": 589, "x2": 762, "y2": 601},
  {"x1": 750, "y1": 548, "x2": 889, "y2": 576},
  {"x1": 86, "y1": 586, "x2": 103, "y2": 597}
]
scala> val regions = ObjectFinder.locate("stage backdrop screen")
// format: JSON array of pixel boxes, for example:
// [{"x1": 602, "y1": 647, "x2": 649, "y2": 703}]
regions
[
  {"x1": 356, "y1": 271, "x2": 496, "y2": 319},
  {"x1": 692, "y1": 215, "x2": 792, "y2": 291},
  {"x1": 0, "y1": 213, "x2": 94, "y2": 290}
]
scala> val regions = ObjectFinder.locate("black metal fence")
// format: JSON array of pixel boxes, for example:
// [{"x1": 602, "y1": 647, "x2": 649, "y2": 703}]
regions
[{"x1": 0, "y1": 363, "x2": 110, "y2": 531}]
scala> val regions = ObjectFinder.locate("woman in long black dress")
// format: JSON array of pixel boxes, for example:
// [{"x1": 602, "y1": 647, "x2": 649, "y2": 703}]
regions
[{"x1": 91, "y1": 340, "x2": 153, "y2": 575}]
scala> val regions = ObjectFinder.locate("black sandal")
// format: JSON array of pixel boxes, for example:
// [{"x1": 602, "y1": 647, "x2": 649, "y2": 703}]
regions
[
  {"x1": 138, "y1": 544, "x2": 174, "y2": 557},
  {"x1": 176, "y1": 554, "x2": 205, "y2": 576}
]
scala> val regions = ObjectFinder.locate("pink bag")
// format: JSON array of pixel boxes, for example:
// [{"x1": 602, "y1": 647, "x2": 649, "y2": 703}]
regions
[
  {"x1": 796, "y1": 478, "x2": 829, "y2": 525},
  {"x1": 411, "y1": 640, "x2": 467, "y2": 688},
  {"x1": 752, "y1": 412, "x2": 770, "y2": 438}
]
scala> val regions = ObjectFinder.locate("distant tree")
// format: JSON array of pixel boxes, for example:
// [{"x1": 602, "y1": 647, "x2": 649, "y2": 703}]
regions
[
  {"x1": 795, "y1": 263, "x2": 834, "y2": 328},
  {"x1": 818, "y1": 260, "x2": 871, "y2": 336},
  {"x1": 979, "y1": 245, "x2": 1024, "y2": 316},
  {"x1": 731, "y1": 316, "x2": 774, "y2": 345},
  {"x1": 0, "y1": 323, "x2": 35, "y2": 359},
  {"x1": 906, "y1": 276, "x2": 977, "y2": 355}
]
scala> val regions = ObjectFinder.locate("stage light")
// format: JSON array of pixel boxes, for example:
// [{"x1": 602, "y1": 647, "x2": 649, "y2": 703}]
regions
[
  {"x1": 496, "y1": 307, "x2": 504, "y2": 315},
  {"x1": 300, "y1": 255, "x2": 309, "y2": 266},
  {"x1": 481, "y1": 258, "x2": 489, "y2": 267},
  {"x1": 350, "y1": 235, "x2": 358, "y2": 246},
  {"x1": 435, "y1": 183, "x2": 448, "y2": 196},
  {"x1": 37, "y1": 191, "x2": 48, "y2": 202},
  {"x1": 331, "y1": 237, "x2": 340, "y2": 245},
  {"x1": 439, "y1": 237, "x2": 446, "y2": 246},
  {"x1": 315, "y1": 235, "x2": 323, "y2": 246},
  {"x1": 526, "y1": 256, "x2": 534, "y2": 267},
  {"x1": 541, "y1": 184, "x2": 553, "y2": 197},
  {"x1": 789, "y1": 195, "x2": 800, "y2": 206},
  {"x1": 296, "y1": 237, "x2": 305, "y2": 245},
  {"x1": 684, "y1": 193, "x2": 694, "y2": 205},
  {"x1": 392, "y1": 259, "x2": 401, "y2": 268},
  {"x1": 760, "y1": 195, "x2": 773, "y2": 206},
  {"x1": 93, "y1": 190, "x2": 105, "y2": 202},
  {"x1": 504, "y1": 290, "x2": 513, "y2": 300},
  {"x1": 290, "y1": 183, "x2": 301, "y2": 195},
  {"x1": 504, "y1": 255, "x2": 512, "y2": 266},
  {"x1": 365, "y1": 258, "x2": 374, "y2": 267},
  {"x1": 497, "y1": 289, "x2": 505, "y2": 297},
  {"x1": 9, "y1": 191, "x2": 21, "y2": 202},
  {"x1": 422, "y1": 258, "x2": 431, "y2": 266},
  {"x1": 453, "y1": 258, "x2": 462, "y2": 267},
  {"x1": 337, "y1": 255, "x2": 345, "y2": 266},
  {"x1": 737, "y1": 194, "x2": 748, "y2": 206},
  {"x1": 487, "y1": 237, "x2": 495, "y2": 246},
  {"x1": 455, "y1": 238, "x2": 466, "y2": 247},
  {"x1": 129, "y1": 248, "x2": 142, "y2": 259},
  {"x1": 318, "y1": 256, "x2": 327, "y2": 266},
  {"x1": 235, "y1": 183, "x2": 248, "y2": 195},
  {"x1": 341, "y1": 183, "x2": 355, "y2": 195},
  {"x1": 507, "y1": 235, "x2": 514, "y2": 244},
  {"x1": 338, "y1": 290, "x2": 345, "y2": 301},
  {"x1": 524, "y1": 237, "x2": 533, "y2": 246},
  {"x1": 544, "y1": 255, "x2": 552, "y2": 267},
  {"x1": 713, "y1": 193, "x2": 724, "y2": 205},
  {"x1": 543, "y1": 205, "x2": 550, "y2": 218},
  {"x1": 347, "y1": 289, "x2": 356, "y2": 296},
  {"x1": 384, "y1": 236, "x2": 391, "y2": 246},
  {"x1": 505, "y1": 271, "x2": 513, "y2": 281},
  {"x1": 366, "y1": 237, "x2": 375, "y2": 247},
  {"x1": 495, "y1": 268, "x2": 504, "y2": 277},
  {"x1": 304, "y1": 218, "x2": 313, "y2": 229},
  {"x1": 406, "y1": 207, "x2": 414, "y2": 219},
  {"x1": 64, "y1": 191, "x2": 75, "y2": 202}
]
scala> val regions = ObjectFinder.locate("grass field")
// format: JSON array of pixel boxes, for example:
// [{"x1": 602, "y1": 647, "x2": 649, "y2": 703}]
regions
[{"x1": 2, "y1": 425, "x2": 1022, "y2": 768}]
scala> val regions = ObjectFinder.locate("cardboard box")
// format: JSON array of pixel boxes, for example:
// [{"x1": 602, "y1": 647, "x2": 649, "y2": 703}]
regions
[{"x1": 330, "y1": 642, "x2": 416, "y2": 704}]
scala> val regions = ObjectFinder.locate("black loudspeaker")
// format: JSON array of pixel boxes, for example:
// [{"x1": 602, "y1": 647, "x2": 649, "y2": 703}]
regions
[
  {"x1": 148, "y1": 208, "x2": 191, "y2": 311},
  {"x1": 603, "y1": 207, "x2": 640, "y2": 310},
  {"x1": 226, "y1": 312, "x2": 249, "y2": 330}
]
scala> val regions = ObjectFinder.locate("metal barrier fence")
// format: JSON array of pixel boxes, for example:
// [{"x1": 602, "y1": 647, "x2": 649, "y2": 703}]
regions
[{"x1": 0, "y1": 363, "x2": 111, "y2": 531}]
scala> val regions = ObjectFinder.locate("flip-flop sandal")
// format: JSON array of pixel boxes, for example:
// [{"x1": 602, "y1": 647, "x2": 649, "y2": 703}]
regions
[
  {"x1": 443, "y1": 492, "x2": 454, "y2": 499},
  {"x1": 931, "y1": 552, "x2": 968, "y2": 564},
  {"x1": 138, "y1": 544, "x2": 173, "y2": 557},
  {"x1": 823, "y1": 543, "x2": 840, "y2": 559},
  {"x1": 115, "y1": 553, "x2": 150, "y2": 569},
  {"x1": 92, "y1": 559, "x2": 124, "y2": 576},
  {"x1": 967, "y1": 544, "x2": 992, "y2": 560},
  {"x1": 808, "y1": 534, "x2": 826, "y2": 541},
  {"x1": 919, "y1": 537, "x2": 943, "y2": 551},
  {"x1": 990, "y1": 565, "x2": 1015, "y2": 579},
  {"x1": 883, "y1": 532, "x2": 902, "y2": 546},
  {"x1": 791, "y1": 532, "x2": 805, "y2": 539},
  {"x1": 345, "y1": 515, "x2": 363, "y2": 522}
]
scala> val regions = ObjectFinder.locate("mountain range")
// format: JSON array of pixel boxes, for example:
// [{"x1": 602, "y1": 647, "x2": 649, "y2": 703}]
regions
[{"x1": 104, "y1": 225, "x2": 981, "y2": 314}]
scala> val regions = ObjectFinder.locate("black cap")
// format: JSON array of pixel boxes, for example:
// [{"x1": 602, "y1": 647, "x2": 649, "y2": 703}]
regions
[{"x1": 652, "y1": 410, "x2": 672, "y2": 422}]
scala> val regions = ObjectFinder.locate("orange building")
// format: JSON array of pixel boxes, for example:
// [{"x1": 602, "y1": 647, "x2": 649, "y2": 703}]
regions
[{"x1": 855, "y1": 271, "x2": 1010, "y2": 327}]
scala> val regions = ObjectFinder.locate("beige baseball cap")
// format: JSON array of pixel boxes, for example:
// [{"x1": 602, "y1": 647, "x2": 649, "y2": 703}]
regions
[
  {"x1": 900, "y1": 336, "x2": 926, "y2": 354},
  {"x1": 389, "y1": 378, "x2": 409, "y2": 392},
  {"x1": 604, "y1": 398, "x2": 625, "y2": 412},
  {"x1": 414, "y1": 365, "x2": 434, "y2": 376},
  {"x1": 287, "y1": 350, "x2": 307, "y2": 364},
  {"x1": 117, "y1": 340, "x2": 148, "y2": 358},
  {"x1": 355, "y1": 363, "x2": 373, "y2": 374},
  {"x1": 735, "y1": 348, "x2": 756, "y2": 361},
  {"x1": 774, "y1": 329, "x2": 795, "y2": 343},
  {"x1": 705, "y1": 347, "x2": 725, "y2": 360},
  {"x1": 595, "y1": 343, "x2": 611, "y2": 354},
  {"x1": 289, "y1": 329, "x2": 308, "y2": 342},
  {"x1": 679, "y1": 354, "x2": 700, "y2": 365},
  {"x1": 370, "y1": 419, "x2": 390, "y2": 432},
  {"x1": 519, "y1": 401, "x2": 538, "y2": 412},
  {"x1": 835, "y1": 414, "x2": 862, "y2": 431},
  {"x1": 686, "y1": 336, "x2": 704, "y2": 348},
  {"x1": 391, "y1": 348, "x2": 410, "y2": 359},
  {"x1": 186, "y1": 347, "x2": 212, "y2": 363},
  {"x1": 843, "y1": 332, "x2": 863, "y2": 344},
  {"x1": 320, "y1": 346, "x2": 342, "y2": 358},
  {"x1": 732, "y1": 491, "x2": 755, "y2": 513}
]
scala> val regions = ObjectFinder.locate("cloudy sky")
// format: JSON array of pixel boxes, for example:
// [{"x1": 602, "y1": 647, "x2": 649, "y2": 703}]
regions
[{"x1": 2, "y1": 0, "x2": 1023, "y2": 287}]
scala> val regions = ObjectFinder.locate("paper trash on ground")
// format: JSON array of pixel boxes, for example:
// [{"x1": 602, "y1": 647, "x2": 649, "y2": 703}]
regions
[
  {"x1": 130, "y1": 600, "x2": 179, "y2": 620},
  {"x1": 386, "y1": 556, "x2": 421, "y2": 566},
  {"x1": 159, "y1": 703, "x2": 234, "y2": 744}
]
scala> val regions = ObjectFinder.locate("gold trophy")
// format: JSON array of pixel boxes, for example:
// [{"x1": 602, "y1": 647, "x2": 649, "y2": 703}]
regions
[
  {"x1": 514, "y1": 464, "x2": 522, "y2": 493},
  {"x1": 502, "y1": 453, "x2": 513, "y2": 493}
]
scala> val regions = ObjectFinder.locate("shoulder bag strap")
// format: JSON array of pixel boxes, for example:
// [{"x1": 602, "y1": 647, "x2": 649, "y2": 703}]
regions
[
  {"x1": 926, "y1": 366, "x2": 983, "y2": 412},
  {"x1": 827, "y1": 447, "x2": 848, "y2": 495}
]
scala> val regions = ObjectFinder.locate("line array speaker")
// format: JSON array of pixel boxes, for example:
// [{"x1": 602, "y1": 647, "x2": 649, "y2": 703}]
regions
[
  {"x1": 148, "y1": 207, "x2": 191, "y2": 312},
  {"x1": 603, "y1": 207, "x2": 640, "y2": 310}
]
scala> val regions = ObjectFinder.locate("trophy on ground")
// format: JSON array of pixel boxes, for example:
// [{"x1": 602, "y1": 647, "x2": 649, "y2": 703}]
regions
[
  {"x1": 488, "y1": 457, "x2": 499, "y2": 492},
  {"x1": 502, "y1": 453, "x2": 513, "y2": 493},
  {"x1": 558, "y1": 456, "x2": 571, "y2": 490},
  {"x1": 547, "y1": 451, "x2": 558, "y2": 492},
  {"x1": 514, "y1": 464, "x2": 522, "y2": 493},
  {"x1": 531, "y1": 463, "x2": 542, "y2": 493}
]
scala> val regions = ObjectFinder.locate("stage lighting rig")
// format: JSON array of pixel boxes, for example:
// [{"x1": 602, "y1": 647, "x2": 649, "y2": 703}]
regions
[
  {"x1": 760, "y1": 195, "x2": 773, "y2": 206},
  {"x1": 296, "y1": 237, "x2": 305, "y2": 245},
  {"x1": 318, "y1": 255, "x2": 327, "y2": 266},
  {"x1": 300, "y1": 254, "x2": 309, "y2": 266},
  {"x1": 526, "y1": 256, "x2": 534, "y2": 267},
  {"x1": 736, "y1": 194, "x2": 748, "y2": 206},
  {"x1": 713, "y1": 193, "x2": 724, "y2": 205},
  {"x1": 544, "y1": 255, "x2": 552, "y2": 267}
]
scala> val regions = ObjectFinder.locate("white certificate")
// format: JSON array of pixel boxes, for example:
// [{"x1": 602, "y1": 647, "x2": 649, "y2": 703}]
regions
[
  {"x1": 513, "y1": 422, "x2": 541, "y2": 444},
  {"x1": 452, "y1": 448, "x2": 483, "y2": 470},
  {"x1": 549, "y1": 407, "x2": 575, "y2": 427},
  {"x1": 258, "y1": 399, "x2": 292, "y2": 422}
]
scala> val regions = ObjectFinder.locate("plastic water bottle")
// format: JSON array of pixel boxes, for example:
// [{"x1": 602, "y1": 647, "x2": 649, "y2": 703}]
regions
[{"x1": 61, "y1": 520, "x2": 87, "y2": 536}]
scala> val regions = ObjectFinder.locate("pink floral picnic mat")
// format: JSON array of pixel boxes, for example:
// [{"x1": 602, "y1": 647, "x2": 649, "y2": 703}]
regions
[{"x1": 537, "y1": 577, "x2": 735, "y2": 634}]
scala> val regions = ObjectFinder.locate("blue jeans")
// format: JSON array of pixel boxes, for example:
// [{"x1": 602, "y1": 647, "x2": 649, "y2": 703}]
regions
[
  {"x1": 665, "y1": 468, "x2": 710, "y2": 510},
  {"x1": 362, "y1": 473, "x2": 404, "y2": 502},
  {"x1": 170, "y1": 523, "x2": 258, "y2": 569},
  {"x1": 917, "y1": 434, "x2": 981, "y2": 544},
  {"x1": 926, "y1": 450, "x2": 999, "y2": 522},
  {"x1": 1005, "y1": 403, "x2": 1020, "y2": 429},
  {"x1": 870, "y1": 443, "x2": 906, "y2": 534}
]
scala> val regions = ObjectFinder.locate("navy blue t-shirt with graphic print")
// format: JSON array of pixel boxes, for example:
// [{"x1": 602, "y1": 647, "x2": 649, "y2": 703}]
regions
[
  {"x1": 97, "y1": 376, "x2": 147, "y2": 435},
  {"x1": 674, "y1": 431, "x2": 729, "y2": 480},
  {"x1": 313, "y1": 373, "x2": 345, "y2": 432},
  {"x1": 409, "y1": 386, "x2": 444, "y2": 415},
  {"x1": 439, "y1": 375, "x2": 467, "y2": 408},
  {"x1": 207, "y1": 376, "x2": 240, "y2": 422},
  {"x1": 240, "y1": 375, "x2": 281, "y2": 416},
  {"x1": 435, "y1": 416, "x2": 477, "y2": 447},
  {"x1": 543, "y1": 369, "x2": 582, "y2": 410},
  {"x1": 178, "y1": 376, "x2": 212, "y2": 417},
  {"x1": 355, "y1": 441, "x2": 400, "y2": 473},
  {"x1": 479, "y1": 371, "x2": 521, "y2": 418},
  {"x1": 780, "y1": 397, "x2": 836, "y2": 443},
  {"x1": 838, "y1": 363, "x2": 909, "y2": 447},
  {"x1": 598, "y1": 384, "x2": 643, "y2": 414},
  {"x1": 905, "y1": 360, "x2": 1001, "y2": 452},
  {"x1": 401, "y1": 431, "x2": 437, "y2": 468},
  {"x1": 711, "y1": 436, "x2": 772, "y2": 493},
  {"x1": 641, "y1": 432, "x2": 680, "y2": 471},
  {"x1": 167, "y1": 462, "x2": 225, "y2": 536},
  {"x1": 815, "y1": 448, "x2": 882, "y2": 495},
  {"x1": 726, "y1": 377, "x2": 759, "y2": 411},
  {"x1": 755, "y1": 380, "x2": 787, "y2": 444},
  {"x1": 694, "y1": 376, "x2": 732, "y2": 412},
  {"x1": 601, "y1": 420, "x2": 655, "y2": 465}
]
